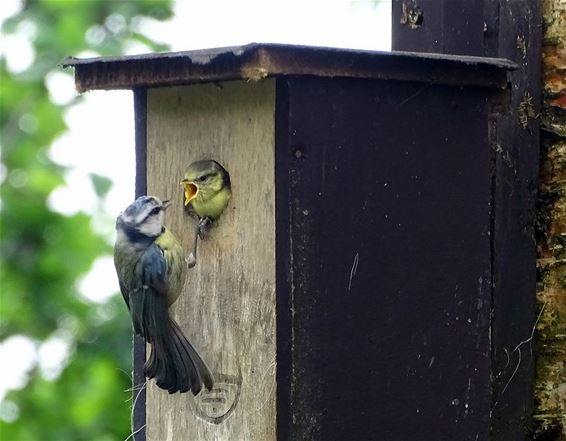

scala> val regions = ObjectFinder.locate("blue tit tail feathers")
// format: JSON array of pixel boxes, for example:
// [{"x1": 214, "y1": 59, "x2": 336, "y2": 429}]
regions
[{"x1": 131, "y1": 287, "x2": 214, "y2": 395}]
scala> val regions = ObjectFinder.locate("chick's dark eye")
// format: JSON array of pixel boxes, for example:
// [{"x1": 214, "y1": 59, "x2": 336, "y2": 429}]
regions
[
  {"x1": 198, "y1": 175, "x2": 207, "y2": 182},
  {"x1": 150, "y1": 207, "x2": 161, "y2": 215}
]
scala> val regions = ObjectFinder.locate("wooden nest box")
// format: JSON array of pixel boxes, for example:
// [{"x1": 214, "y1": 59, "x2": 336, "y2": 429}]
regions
[{"x1": 64, "y1": 43, "x2": 533, "y2": 441}]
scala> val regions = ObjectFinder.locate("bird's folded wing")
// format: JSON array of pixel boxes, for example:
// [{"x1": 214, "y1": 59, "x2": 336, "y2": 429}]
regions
[{"x1": 130, "y1": 243, "x2": 168, "y2": 337}]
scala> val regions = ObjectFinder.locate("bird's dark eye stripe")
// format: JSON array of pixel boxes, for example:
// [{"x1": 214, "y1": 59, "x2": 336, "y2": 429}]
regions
[{"x1": 136, "y1": 206, "x2": 161, "y2": 226}]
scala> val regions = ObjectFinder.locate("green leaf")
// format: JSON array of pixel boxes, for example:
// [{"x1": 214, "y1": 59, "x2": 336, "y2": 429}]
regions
[
  {"x1": 90, "y1": 173, "x2": 113, "y2": 198},
  {"x1": 0, "y1": 0, "x2": 173, "y2": 439}
]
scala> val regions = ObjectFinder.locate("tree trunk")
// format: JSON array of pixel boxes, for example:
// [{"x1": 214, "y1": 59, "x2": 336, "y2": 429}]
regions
[{"x1": 534, "y1": 0, "x2": 566, "y2": 439}]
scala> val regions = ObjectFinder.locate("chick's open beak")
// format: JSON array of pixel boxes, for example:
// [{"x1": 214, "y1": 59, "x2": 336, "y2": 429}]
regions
[{"x1": 181, "y1": 180, "x2": 199, "y2": 206}]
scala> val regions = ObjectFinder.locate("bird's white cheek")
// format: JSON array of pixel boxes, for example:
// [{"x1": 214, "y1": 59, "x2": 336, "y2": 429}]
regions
[{"x1": 138, "y1": 216, "x2": 162, "y2": 237}]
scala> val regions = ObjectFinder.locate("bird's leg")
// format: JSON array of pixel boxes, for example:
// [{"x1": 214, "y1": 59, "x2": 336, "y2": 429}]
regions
[
  {"x1": 186, "y1": 217, "x2": 213, "y2": 268},
  {"x1": 186, "y1": 225, "x2": 199, "y2": 268},
  {"x1": 197, "y1": 217, "x2": 213, "y2": 240}
]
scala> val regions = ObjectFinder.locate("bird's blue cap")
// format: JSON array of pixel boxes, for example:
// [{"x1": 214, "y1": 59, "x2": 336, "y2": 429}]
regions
[{"x1": 123, "y1": 196, "x2": 160, "y2": 216}]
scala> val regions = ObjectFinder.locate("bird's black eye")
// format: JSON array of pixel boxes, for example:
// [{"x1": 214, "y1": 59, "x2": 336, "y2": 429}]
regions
[
  {"x1": 198, "y1": 175, "x2": 207, "y2": 182},
  {"x1": 150, "y1": 207, "x2": 161, "y2": 215}
]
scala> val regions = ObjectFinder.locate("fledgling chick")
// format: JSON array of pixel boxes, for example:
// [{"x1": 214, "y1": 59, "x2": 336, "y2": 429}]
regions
[
  {"x1": 181, "y1": 160, "x2": 231, "y2": 267},
  {"x1": 113, "y1": 195, "x2": 213, "y2": 394}
]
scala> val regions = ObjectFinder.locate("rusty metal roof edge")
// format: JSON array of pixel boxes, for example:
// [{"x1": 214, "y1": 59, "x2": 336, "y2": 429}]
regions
[
  {"x1": 61, "y1": 44, "x2": 250, "y2": 67},
  {"x1": 61, "y1": 42, "x2": 518, "y2": 70},
  {"x1": 61, "y1": 43, "x2": 518, "y2": 92}
]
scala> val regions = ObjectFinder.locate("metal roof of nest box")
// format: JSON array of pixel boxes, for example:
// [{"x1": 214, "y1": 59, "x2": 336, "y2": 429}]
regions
[{"x1": 61, "y1": 43, "x2": 517, "y2": 93}]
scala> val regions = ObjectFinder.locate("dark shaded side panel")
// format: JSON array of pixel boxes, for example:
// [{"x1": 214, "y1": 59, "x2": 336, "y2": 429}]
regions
[
  {"x1": 392, "y1": 2, "x2": 541, "y2": 436},
  {"x1": 276, "y1": 77, "x2": 494, "y2": 440},
  {"x1": 391, "y1": 0, "x2": 500, "y2": 57},
  {"x1": 489, "y1": 2, "x2": 541, "y2": 439},
  {"x1": 133, "y1": 87, "x2": 147, "y2": 441}
]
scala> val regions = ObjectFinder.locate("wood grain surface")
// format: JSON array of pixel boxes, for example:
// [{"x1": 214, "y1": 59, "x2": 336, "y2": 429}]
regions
[{"x1": 146, "y1": 79, "x2": 276, "y2": 440}]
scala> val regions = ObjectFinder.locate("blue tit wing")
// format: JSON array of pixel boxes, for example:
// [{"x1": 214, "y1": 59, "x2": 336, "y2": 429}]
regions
[
  {"x1": 113, "y1": 247, "x2": 135, "y2": 310},
  {"x1": 118, "y1": 279, "x2": 130, "y2": 309},
  {"x1": 129, "y1": 241, "x2": 212, "y2": 394},
  {"x1": 140, "y1": 243, "x2": 168, "y2": 296},
  {"x1": 129, "y1": 243, "x2": 184, "y2": 391},
  {"x1": 128, "y1": 243, "x2": 168, "y2": 338}
]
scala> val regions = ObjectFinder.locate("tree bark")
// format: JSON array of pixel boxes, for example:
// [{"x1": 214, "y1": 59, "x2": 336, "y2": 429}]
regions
[{"x1": 534, "y1": 0, "x2": 566, "y2": 439}]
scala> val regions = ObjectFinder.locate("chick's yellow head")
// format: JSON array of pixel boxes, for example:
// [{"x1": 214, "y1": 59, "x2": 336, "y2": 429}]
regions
[{"x1": 181, "y1": 159, "x2": 230, "y2": 207}]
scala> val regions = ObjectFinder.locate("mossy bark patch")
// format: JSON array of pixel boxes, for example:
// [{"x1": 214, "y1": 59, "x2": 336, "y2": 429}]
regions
[{"x1": 534, "y1": 1, "x2": 566, "y2": 439}]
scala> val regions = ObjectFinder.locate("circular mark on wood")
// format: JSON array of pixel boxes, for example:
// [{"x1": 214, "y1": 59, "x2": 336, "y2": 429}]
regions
[{"x1": 193, "y1": 373, "x2": 242, "y2": 424}]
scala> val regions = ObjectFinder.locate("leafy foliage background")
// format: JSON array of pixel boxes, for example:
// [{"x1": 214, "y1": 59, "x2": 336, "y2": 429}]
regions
[{"x1": 1, "y1": 1, "x2": 172, "y2": 440}]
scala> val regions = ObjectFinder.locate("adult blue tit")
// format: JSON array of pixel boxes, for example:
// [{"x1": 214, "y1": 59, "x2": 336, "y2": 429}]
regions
[
  {"x1": 113, "y1": 195, "x2": 213, "y2": 395},
  {"x1": 181, "y1": 160, "x2": 231, "y2": 267}
]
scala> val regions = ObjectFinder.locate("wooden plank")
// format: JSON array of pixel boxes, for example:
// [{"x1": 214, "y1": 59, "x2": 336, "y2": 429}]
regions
[
  {"x1": 145, "y1": 80, "x2": 276, "y2": 440},
  {"x1": 277, "y1": 76, "x2": 499, "y2": 440},
  {"x1": 393, "y1": 2, "x2": 542, "y2": 438},
  {"x1": 133, "y1": 87, "x2": 147, "y2": 441},
  {"x1": 442, "y1": 0, "x2": 490, "y2": 56},
  {"x1": 490, "y1": 1, "x2": 541, "y2": 438},
  {"x1": 392, "y1": 0, "x2": 498, "y2": 57},
  {"x1": 274, "y1": 79, "x2": 292, "y2": 441},
  {"x1": 392, "y1": 0, "x2": 445, "y2": 53}
]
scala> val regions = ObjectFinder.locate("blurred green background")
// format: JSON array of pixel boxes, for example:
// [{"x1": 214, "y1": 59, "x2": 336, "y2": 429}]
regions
[
  {"x1": 0, "y1": 2, "x2": 391, "y2": 439},
  {"x1": 0, "y1": 1, "x2": 172, "y2": 440}
]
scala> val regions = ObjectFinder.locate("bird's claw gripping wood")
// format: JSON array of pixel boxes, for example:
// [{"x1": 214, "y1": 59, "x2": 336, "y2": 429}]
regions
[
  {"x1": 186, "y1": 217, "x2": 213, "y2": 268},
  {"x1": 186, "y1": 251, "x2": 197, "y2": 269},
  {"x1": 198, "y1": 217, "x2": 213, "y2": 239},
  {"x1": 186, "y1": 223, "x2": 200, "y2": 269}
]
